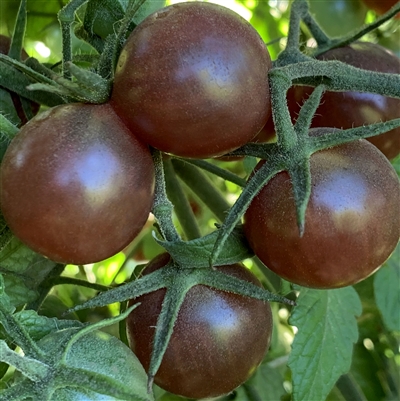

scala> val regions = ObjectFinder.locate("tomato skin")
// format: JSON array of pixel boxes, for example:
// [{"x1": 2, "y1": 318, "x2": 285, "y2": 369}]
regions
[
  {"x1": 126, "y1": 253, "x2": 273, "y2": 399},
  {"x1": 0, "y1": 103, "x2": 155, "y2": 265},
  {"x1": 286, "y1": 42, "x2": 400, "y2": 160},
  {"x1": 244, "y1": 129, "x2": 400, "y2": 289},
  {"x1": 111, "y1": 2, "x2": 272, "y2": 159},
  {"x1": 361, "y1": 0, "x2": 399, "y2": 16}
]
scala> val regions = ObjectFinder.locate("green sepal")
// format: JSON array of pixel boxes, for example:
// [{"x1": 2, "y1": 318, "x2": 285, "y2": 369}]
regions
[{"x1": 155, "y1": 226, "x2": 253, "y2": 268}]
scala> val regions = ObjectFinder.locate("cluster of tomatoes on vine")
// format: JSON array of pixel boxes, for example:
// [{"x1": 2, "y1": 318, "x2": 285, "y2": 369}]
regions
[{"x1": 0, "y1": 1, "x2": 399, "y2": 400}]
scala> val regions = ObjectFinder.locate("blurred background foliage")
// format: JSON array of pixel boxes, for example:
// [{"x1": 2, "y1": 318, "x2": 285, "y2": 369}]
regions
[{"x1": 0, "y1": 1, "x2": 399, "y2": 400}]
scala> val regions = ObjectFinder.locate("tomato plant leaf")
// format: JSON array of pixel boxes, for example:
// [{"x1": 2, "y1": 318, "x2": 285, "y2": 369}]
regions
[
  {"x1": 288, "y1": 286, "x2": 362, "y2": 401},
  {"x1": 0, "y1": 310, "x2": 84, "y2": 342},
  {"x1": 0, "y1": 238, "x2": 57, "y2": 307},
  {"x1": 373, "y1": 245, "x2": 400, "y2": 332},
  {"x1": 2, "y1": 275, "x2": 37, "y2": 307}
]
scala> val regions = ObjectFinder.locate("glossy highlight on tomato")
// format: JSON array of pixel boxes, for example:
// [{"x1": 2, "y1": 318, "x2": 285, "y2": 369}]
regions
[
  {"x1": 111, "y1": 1, "x2": 272, "y2": 159},
  {"x1": 0, "y1": 103, "x2": 155, "y2": 265},
  {"x1": 286, "y1": 42, "x2": 400, "y2": 159},
  {"x1": 126, "y1": 253, "x2": 273, "y2": 399},
  {"x1": 244, "y1": 129, "x2": 400, "y2": 289}
]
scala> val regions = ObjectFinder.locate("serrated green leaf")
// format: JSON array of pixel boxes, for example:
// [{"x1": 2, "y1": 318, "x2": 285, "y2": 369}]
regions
[
  {"x1": 288, "y1": 287, "x2": 362, "y2": 401},
  {"x1": 3, "y1": 275, "x2": 38, "y2": 307},
  {"x1": 0, "y1": 238, "x2": 55, "y2": 279},
  {"x1": 0, "y1": 310, "x2": 84, "y2": 341},
  {"x1": 156, "y1": 226, "x2": 253, "y2": 268},
  {"x1": 373, "y1": 245, "x2": 400, "y2": 332},
  {"x1": 0, "y1": 238, "x2": 57, "y2": 306}
]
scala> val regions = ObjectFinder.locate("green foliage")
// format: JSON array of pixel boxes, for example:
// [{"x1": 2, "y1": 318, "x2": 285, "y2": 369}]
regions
[
  {"x1": 374, "y1": 243, "x2": 400, "y2": 332},
  {"x1": 0, "y1": 238, "x2": 57, "y2": 307},
  {"x1": 288, "y1": 287, "x2": 362, "y2": 401},
  {"x1": 0, "y1": 0, "x2": 399, "y2": 400}
]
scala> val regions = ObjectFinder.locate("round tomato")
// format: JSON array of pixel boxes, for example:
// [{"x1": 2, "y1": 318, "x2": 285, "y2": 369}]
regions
[
  {"x1": 285, "y1": 42, "x2": 400, "y2": 160},
  {"x1": 126, "y1": 253, "x2": 273, "y2": 399},
  {"x1": 111, "y1": 2, "x2": 272, "y2": 159},
  {"x1": 244, "y1": 129, "x2": 400, "y2": 289},
  {"x1": 361, "y1": 0, "x2": 399, "y2": 16},
  {"x1": 0, "y1": 102, "x2": 155, "y2": 265}
]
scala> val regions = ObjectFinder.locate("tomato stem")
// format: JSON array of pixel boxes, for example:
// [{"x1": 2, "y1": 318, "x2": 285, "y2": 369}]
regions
[
  {"x1": 57, "y1": 0, "x2": 87, "y2": 80},
  {"x1": 313, "y1": 2, "x2": 400, "y2": 57},
  {"x1": 163, "y1": 159, "x2": 202, "y2": 240},
  {"x1": 151, "y1": 149, "x2": 181, "y2": 243},
  {"x1": 171, "y1": 158, "x2": 231, "y2": 223},
  {"x1": 8, "y1": 0, "x2": 26, "y2": 62},
  {"x1": 0, "y1": 340, "x2": 49, "y2": 381},
  {"x1": 180, "y1": 158, "x2": 246, "y2": 187}
]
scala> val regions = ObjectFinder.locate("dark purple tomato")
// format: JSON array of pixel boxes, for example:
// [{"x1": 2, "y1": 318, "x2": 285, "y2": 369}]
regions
[
  {"x1": 111, "y1": 2, "x2": 272, "y2": 159},
  {"x1": 0, "y1": 34, "x2": 40, "y2": 125},
  {"x1": 0, "y1": 103, "x2": 155, "y2": 265},
  {"x1": 361, "y1": 0, "x2": 400, "y2": 16},
  {"x1": 126, "y1": 253, "x2": 273, "y2": 399},
  {"x1": 244, "y1": 128, "x2": 400, "y2": 289},
  {"x1": 286, "y1": 42, "x2": 400, "y2": 160}
]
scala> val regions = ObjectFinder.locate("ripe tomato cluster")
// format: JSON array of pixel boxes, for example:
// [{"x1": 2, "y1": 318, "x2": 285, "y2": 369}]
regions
[{"x1": 0, "y1": 1, "x2": 399, "y2": 399}]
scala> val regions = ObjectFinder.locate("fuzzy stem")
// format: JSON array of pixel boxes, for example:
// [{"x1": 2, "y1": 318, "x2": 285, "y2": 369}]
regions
[
  {"x1": 49, "y1": 276, "x2": 109, "y2": 292},
  {"x1": 171, "y1": 159, "x2": 231, "y2": 222},
  {"x1": 314, "y1": 2, "x2": 400, "y2": 56},
  {"x1": 8, "y1": 0, "x2": 27, "y2": 61},
  {"x1": 25, "y1": 264, "x2": 65, "y2": 311},
  {"x1": 302, "y1": 13, "x2": 331, "y2": 47},
  {"x1": 163, "y1": 159, "x2": 201, "y2": 240},
  {"x1": 284, "y1": 60, "x2": 400, "y2": 99},
  {"x1": 151, "y1": 150, "x2": 181, "y2": 242},
  {"x1": 179, "y1": 158, "x2": 246, "y2": 187},
  {"x1": 57, "y1": 0, "x2": 87, "y2": 79},
  {"x1": 0, "y1": 306, "x2": 45, "y2": 359},
  {"x1": 286, "y1": 0, "x2": 309, "y2": 51},
  {"x1": 269, "y1": 72, "x2": 297, "y2": 149},
  {"x1": 0, "y1": 340, "x2": 49, "y2": 381},
  {"x1": 336, "y1": 374, "x2": 368, "y2": 401}
]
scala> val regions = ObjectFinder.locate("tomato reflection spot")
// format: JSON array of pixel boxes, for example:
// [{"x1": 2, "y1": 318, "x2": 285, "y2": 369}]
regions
[
  {"x1": 195, "y1": 296, "x2": 240, "y2": 341},
  {"x1": 56, "y1": 144, "x2": 120, "y2": 206},
  {"x1": 314, "y1": 171, "x2": 368, "y2": 230}
]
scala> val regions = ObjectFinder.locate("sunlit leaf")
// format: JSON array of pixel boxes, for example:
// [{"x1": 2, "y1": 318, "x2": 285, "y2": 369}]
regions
[
  {"x1": 288, "y1": 286, "x2": 362, "y2": 401},
  {"x1": 373, "y1": 244, "x2": 400, "y2": 332}
]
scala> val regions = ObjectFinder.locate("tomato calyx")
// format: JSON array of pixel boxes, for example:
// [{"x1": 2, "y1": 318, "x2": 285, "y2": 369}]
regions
[
  {"x1": 210, "y1": 81, "x2": 400, "y2": 266},
  {"x1": 65, "y1": 253, "x2": 294, "y2": 395}
]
